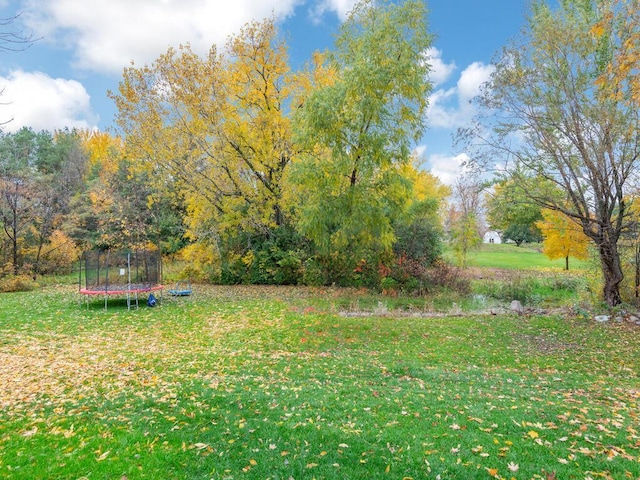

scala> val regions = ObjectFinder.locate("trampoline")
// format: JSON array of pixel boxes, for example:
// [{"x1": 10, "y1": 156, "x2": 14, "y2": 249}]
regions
[
  {"x1": 79, "y1": 249, "x2": 163, "y2": 309},
  {"x1": 168, "y1": 280, "x2": 192, "y2": 297}
]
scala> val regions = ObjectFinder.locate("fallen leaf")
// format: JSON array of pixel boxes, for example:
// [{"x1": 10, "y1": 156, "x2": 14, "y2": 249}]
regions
[{"x1": 96, "y1": 450, "x2": 111, "y2": 461}]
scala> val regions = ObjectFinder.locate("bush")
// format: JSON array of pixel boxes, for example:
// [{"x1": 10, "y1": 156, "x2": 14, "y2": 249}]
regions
[
  {"x1": 0, "y1": 275, "x2": 39, "y2": 293},
  {"x1": 378, "y1": 258, "x2": 471, "y2": 296},
  {"x1": 424, "y1": 260, "x2": 471, "y2": 296},
  {"x1": 178, "y1": 242, "x2": 221, "y2": 282},
  {"x1": 37, "y1": 230, "x2": 80, "y2": 275},
  {"x1": 219, "y1": 226, "x2": 307, "y2": 285}
]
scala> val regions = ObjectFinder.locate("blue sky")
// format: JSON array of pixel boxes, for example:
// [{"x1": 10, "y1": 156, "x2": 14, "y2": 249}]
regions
[{"x1": 0, "y1": 0, "x2": 530, "y2": 184}]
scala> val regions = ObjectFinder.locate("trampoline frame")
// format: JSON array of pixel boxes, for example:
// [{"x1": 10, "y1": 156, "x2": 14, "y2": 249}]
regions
[{"x1": 79, "y1": 250, "x2": 163, "y2": 310}]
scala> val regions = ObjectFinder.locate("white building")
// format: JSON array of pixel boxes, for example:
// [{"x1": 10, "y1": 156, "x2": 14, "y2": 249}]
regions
[{"x1": 483, "y1": 230, "x2": 502, "y2": 244}]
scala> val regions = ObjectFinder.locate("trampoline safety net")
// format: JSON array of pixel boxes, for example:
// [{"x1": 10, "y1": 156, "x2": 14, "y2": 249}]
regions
[{"x1": 80, "y1": 249, "x2": 162, "y2": 292}]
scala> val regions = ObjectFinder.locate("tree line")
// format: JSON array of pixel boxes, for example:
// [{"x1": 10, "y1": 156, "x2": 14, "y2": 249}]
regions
[{"x1": 2, "y1": 0, "x2": 640, "y2": 307}]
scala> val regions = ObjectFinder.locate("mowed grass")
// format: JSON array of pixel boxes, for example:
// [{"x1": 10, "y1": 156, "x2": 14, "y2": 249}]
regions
[
  {"x1": 0, "y1": 285, "x2": 639, "y2": 479},
  {"x1": 448, "y1": 243, "x2": 592, "y2": 271}
]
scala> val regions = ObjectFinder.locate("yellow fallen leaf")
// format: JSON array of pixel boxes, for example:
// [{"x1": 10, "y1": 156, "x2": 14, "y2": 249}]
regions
[
  {"x1": 249, "y1": 459, "x2": 257, "y2": 466},
  {"x1": 527, "y1": 430, "x2": 539, "y2": 439},
  {"x1": 96, "y1": 450, "x2": 111, "y2": 461},
  {"x1": 21, "y1": 427, "x2": 38, "y2": 437}
]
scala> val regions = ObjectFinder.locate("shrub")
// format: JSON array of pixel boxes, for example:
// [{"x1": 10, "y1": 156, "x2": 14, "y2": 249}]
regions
[
  {"x1": 219, "y1": 226, "x2": 307, "y2": 285},
  {"x1": 0, "y1": 275, "x2": 39, "y2": 293},
  {"x1": 424, "y1": 260, "x2": 471, "y2": 295},
  {"x1": 178, "y1": 242, "x2": 221, "y2": 282},
  {"x1": 37, "y1": 230, "x2": 80, "y2": 275},
  {"x1": 377, "y1": 258, "x2": 471, "y2": 296}
]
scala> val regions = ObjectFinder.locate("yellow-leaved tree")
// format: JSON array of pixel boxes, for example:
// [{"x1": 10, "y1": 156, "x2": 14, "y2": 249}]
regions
[
  {"x1": 110, "y1": 18, "x2": 296, "y2": 280},
  {"x1": 537, "y1": 208, "x2": 591, "y2": 270},
  {"x1": 79, "y1": 130, "x2": 162, "y2": 250}
]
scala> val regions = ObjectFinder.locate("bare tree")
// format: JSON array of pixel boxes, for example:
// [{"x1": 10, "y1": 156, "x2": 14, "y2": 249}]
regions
[
  {"x1": 0, "y1": 14, "x2": 35, "y2": 52},
  {"x1": 462, "y1": 0, "x2": 640, "y2": 307}
]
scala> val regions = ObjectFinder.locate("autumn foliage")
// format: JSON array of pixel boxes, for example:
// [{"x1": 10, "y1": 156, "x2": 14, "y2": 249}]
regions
[{"x1": 537, "y1": 209, "x2": 590, "y2": 270}]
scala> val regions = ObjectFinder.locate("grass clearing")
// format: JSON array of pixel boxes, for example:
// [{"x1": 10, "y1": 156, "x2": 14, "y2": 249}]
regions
[
  {"x1": 446, "y1": 243, "x2": 592, "y2": 271},
  {"x1": 0, "y1": 285, "x2": 639, "y2": 479}
]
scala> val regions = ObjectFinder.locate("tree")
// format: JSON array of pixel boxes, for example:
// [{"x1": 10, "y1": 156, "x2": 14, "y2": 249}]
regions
[
  {"x1": 502, "y1": 224, "x2": 541, "y2": 247},
  {"x1": 537, "y1": 208, "x2": 590, "y2": 270},
  {"x1": 291, "y1": 0, "x2": 432, "y2": 282},
  {"x1": 0, "y1": 14, "x2": 35, "y2": 52},
  {"x1": 79, "y1": 131, "x2": 163, "y2": 250},
  {"x1": 594, "y1": 0, "x2": 640, "y2": 106},
  {"x1": 111, "y1": 18, "x2": 296, "y2": 279},
  {"x1": 465, "y1": 0, "x2": 640, "y2": 306},
  {"x1": 0, "y1": 128, "x2": 88, "y2": 276},
  {"x1": 448, "y1": 173, "x2": 482, "y2": 268},
  {"x1": 112, "y1": 19, "x2": 292, "y2": 233},
  {"x1": 1, "y1": 14, "x2": 37, "y2": 127},
  {"x1": 485, "y1": 177, "x2": 543, "y2": 244}
]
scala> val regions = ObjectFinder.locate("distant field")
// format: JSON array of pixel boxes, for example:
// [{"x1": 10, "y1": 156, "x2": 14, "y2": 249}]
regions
[{"x1": 446, "y1": 243, "x2": 592, "y2": 271}]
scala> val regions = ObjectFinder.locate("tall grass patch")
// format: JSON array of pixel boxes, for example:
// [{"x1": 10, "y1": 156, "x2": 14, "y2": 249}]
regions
[{"x1": 473, "y1": 271, "x2": 585, "y2": 306}]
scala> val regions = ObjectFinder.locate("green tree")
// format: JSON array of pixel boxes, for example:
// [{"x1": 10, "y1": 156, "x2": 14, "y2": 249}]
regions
[
  {"x1": 501, "y1": 224, "x2": 541, "y2": 247},
  {"x1": 292, "y1": 0, "x2": 432, "y2": 283},
  {"x1": 485, "y1": 177, "x2": 543, "y2": 244},
  {"x1": 466, "y1": 0, "x2": 640, "y2": 306}
]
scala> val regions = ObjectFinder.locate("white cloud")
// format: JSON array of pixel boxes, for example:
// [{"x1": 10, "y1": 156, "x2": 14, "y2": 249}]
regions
[
  {"x1": 311, "y1": 0, "x2": 357, "y2": 21},
  {"x1": 0, "y1": 70, "x2": 97, "y2": 132},
  {"x1": 426, "y1": 47, "x2": 456, "y2": 87},
  {"x1": 426, "y1": 152, "x2": 470, "y2": 186},
  {"x1": 426, "y1": 61, "x2": 494, "y2": 129},
  {"x1": 22, "y1": 0, "x2": 303, "y2": 74},
  {"x1": 426, "y1": 87, "x2": 460, "y2": 129},
  {"x1": 457, "y1": 61, "x2": 494, "y2": 101}
]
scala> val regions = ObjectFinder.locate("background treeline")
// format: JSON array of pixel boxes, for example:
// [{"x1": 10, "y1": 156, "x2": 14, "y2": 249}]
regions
[
  {"x1": 3, "y1": 0, "x2": 640, "y2": 308},
  {"x1": 0, "y1": 1, "x2": 456, "y2": 292}
]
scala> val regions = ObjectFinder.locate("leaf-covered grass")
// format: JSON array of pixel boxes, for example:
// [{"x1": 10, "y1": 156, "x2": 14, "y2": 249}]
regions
[{"x1": 1, "y1": 285, "x2": 639, "y2": 479}]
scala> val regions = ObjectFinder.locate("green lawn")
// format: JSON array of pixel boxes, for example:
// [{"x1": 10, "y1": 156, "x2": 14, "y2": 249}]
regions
[
  {"x1": 447, "y1": 243, "x2": 592, "y2": 271},
  {"x1": 0, "y1": 285, "x2": 638, "y2": 479}
]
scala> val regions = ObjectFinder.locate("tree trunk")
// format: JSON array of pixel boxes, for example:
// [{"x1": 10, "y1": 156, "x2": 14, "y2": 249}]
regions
[
  {"x1": 635, "y1": 240, "x2": 640, "y2": 301},
  {"x1": 565, "y1": 255, "x2": 569, "y2": 271},
  {"x1": 598, "y1": 241, "x2": 623, "y2": 307}
]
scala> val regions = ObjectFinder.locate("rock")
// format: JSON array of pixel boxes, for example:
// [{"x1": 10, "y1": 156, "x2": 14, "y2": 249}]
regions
[
  {"x1": 594, "y1": 315, "x2": 610, "y2": 323},
  {"x1": 626, "y1": 314, "x2": 640, "y2": 325},
  {"x1": 510, "y1": 300, "x2": 524, "y2": 314}
]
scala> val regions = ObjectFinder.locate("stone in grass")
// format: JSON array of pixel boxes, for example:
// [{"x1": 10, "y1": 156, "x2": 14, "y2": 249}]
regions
[
  {"x1": 510, "y1": 300, "x2": 524, "y2": 315},
  {"x1": 594, "y1": 315, "x2": 610, "y2": 323},
  {"x1": 627, "y1": 314, "x2": 640, "y2": 325}
]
